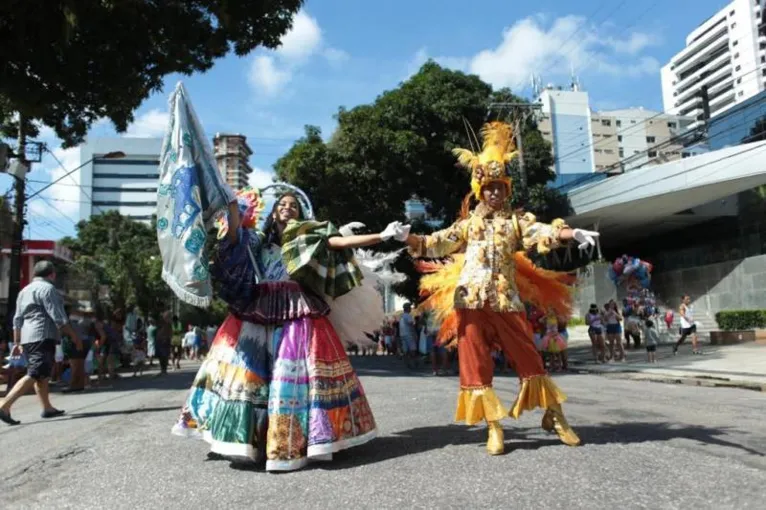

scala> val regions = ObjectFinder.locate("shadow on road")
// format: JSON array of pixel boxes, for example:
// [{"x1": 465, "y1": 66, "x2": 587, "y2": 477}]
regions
[
  {"x1": 311, "y1": 420, "x2": 764, "y2": 470},
  {"x1": 57, "y1": 368, "x2": 196, "y2": 395}
]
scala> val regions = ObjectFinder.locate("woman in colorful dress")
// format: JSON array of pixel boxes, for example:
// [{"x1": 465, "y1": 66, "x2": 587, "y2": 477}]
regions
[{"x1": 172, "y1": 188, "x2": 409, "y2": 471}]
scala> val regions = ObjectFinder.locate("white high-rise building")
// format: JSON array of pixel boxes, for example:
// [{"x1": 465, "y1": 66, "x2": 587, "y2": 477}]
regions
[
  {"x1": 661, "y1": 0, "x2": 766, "y2": 128},
  {"x1": 78, "y1": 137, "x2": 162, "y2": 224}
]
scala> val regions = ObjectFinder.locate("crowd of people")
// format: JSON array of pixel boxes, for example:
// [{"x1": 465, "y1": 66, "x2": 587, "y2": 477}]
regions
[
  {"x1": 583, "y1": 293, "x2": 700, "y2": 364},
  {"x1": 0, "y1": 259, "x2": 218, "y2": 425}
]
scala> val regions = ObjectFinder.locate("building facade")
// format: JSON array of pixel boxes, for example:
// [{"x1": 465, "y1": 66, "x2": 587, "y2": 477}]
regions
[
  {"x1": 0, "y1": 240, "x2": 73, "y2": 316},
  {"x1": 566, "y1": 89, "x2": 766, "y2": 325},
  {"x1": 599, "y1": 108, "x2": 695, "y2": 172},
  {"x1": 213, "y1": 133, "x2": 253, "y2": 190},
  {"x1": 661, "y1": 0, "x2": 766, "y2": 128},
  {"x1": 79, "y1": 137, "x2": 162, "y2": 224},
  {"x1": 537, "y1": 87, "x2": 694, "y2": 188},
  {"x1": 537, "y1": 88, "x2": 596, "y2": 188}
]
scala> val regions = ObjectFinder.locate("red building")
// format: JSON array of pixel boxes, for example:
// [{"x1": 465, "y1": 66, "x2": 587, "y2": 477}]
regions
[{"x1": 0, "y1": 240, "x2": 73, "y2": 315}]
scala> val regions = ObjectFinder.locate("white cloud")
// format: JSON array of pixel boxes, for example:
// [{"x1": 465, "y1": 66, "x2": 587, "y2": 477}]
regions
[
  {"x1": 27, "y1": 145, "x2": 82, "y2": 229},
  {"x1": 247, "y1": 10, "x2": 348, "y2": 96},
  {"x1": 249, "y1": 166, "x2": 276, "y2": 188},
  {"x1": 277, "y1": 10, "x2": 323, "y2": 62},
  {"x1": 414, "y1": 16, "x2": 661, "y2": 91},
  {"x1": 607, "y1": 32, "x2": 658, "y2": 55},
  {"x1": 125, "y1": 109, "x2": 169, "y2": 138},
  {"x1": 249, "y1": 55, "x2": 292, "y2": 96}
]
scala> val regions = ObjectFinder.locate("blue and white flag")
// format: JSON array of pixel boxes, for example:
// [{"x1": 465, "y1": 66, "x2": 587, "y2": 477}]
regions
[{"x1": 156, "y1": 82, "x2": 235, "y2": 307}]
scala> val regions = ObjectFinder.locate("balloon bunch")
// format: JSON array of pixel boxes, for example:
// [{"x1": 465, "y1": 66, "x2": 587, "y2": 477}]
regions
[{"x1": 608, "y1": 254, "x2": 653, "y2": 289}]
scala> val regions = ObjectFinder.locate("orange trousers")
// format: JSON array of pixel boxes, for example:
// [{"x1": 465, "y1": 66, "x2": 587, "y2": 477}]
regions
[{"x1": 457, "y1": 307, "x2": 545, "y2": 389}]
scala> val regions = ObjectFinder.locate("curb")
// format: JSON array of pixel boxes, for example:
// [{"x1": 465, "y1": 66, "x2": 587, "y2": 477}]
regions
[{"x1": 568, "y1": 366, "x2": 766, "y2": 393}]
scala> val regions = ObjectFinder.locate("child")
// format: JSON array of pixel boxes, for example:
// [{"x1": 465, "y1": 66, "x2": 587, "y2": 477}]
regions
[
  {"x1": 644, "y1": 319, "x2": 660, "y2": 363},
  {"x1": 133, "y1": 333, "x2": 147, "y2": 377},
  {"x1": 541, "y1": 309, "x2": 567, "y2": 372}
]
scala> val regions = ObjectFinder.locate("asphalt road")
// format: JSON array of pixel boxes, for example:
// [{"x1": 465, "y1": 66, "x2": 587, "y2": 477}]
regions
[{"x1": 1, "y1": 357, "x2": 765, "y2": 509}]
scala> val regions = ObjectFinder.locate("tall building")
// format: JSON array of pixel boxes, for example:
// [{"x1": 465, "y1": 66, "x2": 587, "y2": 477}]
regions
[
  {"x1": 598, "y1": 108, "x2": 695, "y2": 172},
  {"x1": 79, "y1": 137, "x2": 162, "y2": 224},
  {"x1": 537, "y1": 87, "x2": 596, "y2": 187},
  {"x1": 661, "y1": 0, "x2": 766, "y2": 128},
  {"x1": 213, "y1": 133, "x2": 253, "y2": 189},
  {"x1": 537, "y1": 87, "x2": 693, "y2": 185}
]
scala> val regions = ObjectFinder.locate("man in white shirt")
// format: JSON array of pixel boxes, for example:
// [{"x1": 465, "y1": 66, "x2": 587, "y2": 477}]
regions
[{"x1": 0, "y1": 261, "x2": 83, "y2": 425}]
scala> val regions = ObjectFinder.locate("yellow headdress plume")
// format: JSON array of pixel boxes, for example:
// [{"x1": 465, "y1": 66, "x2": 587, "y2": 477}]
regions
[{"x1": 452, "y1": 121, "x2": 518, "y2": 200}]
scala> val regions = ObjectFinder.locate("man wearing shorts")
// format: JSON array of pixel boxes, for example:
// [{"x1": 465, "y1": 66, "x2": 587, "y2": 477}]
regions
[{"x1": 0, "y1": 261, "x2": 83, "y2": 425}]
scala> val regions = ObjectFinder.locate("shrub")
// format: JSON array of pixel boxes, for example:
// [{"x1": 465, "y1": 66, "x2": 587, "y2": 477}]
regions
[
  {"x1": 714, "y1": 310, "x2": 766, "y2": 331},
  {"x1": 568, "y1": 317, "x2": 586, "y2": 327}
]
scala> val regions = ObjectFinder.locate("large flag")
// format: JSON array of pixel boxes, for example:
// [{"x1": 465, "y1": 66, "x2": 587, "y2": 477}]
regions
[{"x1": 156, "y1": 82, "x2": 235, "y2": 307}]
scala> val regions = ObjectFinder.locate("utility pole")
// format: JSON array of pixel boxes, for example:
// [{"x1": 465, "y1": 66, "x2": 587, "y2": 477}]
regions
[
  {"x1": 7, "y1": 115, "x2": 27, "y2": 324},
  {"x1": 4, "y1": 116, "x2": 43, "y2": 324}
]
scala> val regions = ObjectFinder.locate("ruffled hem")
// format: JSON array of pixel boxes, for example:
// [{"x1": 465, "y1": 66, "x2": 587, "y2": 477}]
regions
[
  {"x1": 229, "y1": 280, "x2": 330, "y2": 324},
  {"x1": 510, "y1": 374, "x2": 566, "y2": 419},
  {"x1": 455, "y1": 387, "x2": 509, "y2": 425},
  {"x1": 266, "y1": 428, "x2": 378, "y2": 472}
]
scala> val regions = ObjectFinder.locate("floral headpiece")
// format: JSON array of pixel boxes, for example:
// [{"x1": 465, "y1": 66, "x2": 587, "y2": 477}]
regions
[
  {"x1": 452, "y1": 121, "x2": 518, "y2": 200},
  {"x1": 215, "y1": 187, "x2": 264, "y2": 239}
]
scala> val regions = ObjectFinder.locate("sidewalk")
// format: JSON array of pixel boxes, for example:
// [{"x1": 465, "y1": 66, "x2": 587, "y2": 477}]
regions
[{"x1": 567, "y1": 340, "x2": 766, "y2": 391}]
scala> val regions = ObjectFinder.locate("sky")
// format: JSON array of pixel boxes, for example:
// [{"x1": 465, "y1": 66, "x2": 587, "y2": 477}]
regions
[{"x1": 1, "y1": 0, "x2": 733, "y2": 240}]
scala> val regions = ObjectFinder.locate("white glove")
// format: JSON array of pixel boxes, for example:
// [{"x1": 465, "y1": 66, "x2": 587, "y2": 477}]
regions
[
  {"x1": 572, "y1": 228, "x2": 600, "y2": 251},
  {"x1": 394, "y1": 223, "x2": 411, "y2": 242},
  {"x1": 339, "y1": 222, "x2": 365, "y2": 237},
  {"x1": 379, "y1": 221, "x2": 403, "y2": 241}
]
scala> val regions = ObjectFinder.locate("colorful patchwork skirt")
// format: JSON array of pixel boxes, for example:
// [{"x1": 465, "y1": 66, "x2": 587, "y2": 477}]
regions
[{"x1": 172, "y1": 312, "x2": 377, "y2": 472}]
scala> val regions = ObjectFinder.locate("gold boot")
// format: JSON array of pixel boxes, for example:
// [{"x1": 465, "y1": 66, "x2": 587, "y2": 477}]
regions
[
  {"x1": 486, "y1": 420, "x2": 505, "y2": 455},
  {"x1": 541, "y1": 404, "x2": 581, "y2": 446}
]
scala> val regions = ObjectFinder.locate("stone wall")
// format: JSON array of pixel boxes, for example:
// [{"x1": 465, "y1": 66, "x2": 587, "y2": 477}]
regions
[
  {"x1": 573, "y1": 254, "x2": 766, "y2": 325},
  {"x1": 651, "y1": 254, "x2": 766, "y2": 315}
]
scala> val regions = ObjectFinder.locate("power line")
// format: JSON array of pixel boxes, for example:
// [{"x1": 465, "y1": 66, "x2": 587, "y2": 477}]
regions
[
  {"x1": 44, "y1": 147, "x2": 103, "y2": 215},
  {"x1": 556, "y1": 105, "x2": 766, "y2": 192},
  {"x1": 548, "y1": 63, "x2": 766, "y2": 167}
]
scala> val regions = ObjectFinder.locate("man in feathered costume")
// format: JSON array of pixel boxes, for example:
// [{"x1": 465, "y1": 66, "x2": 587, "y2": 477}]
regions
[{"x1": 403, "y1": 121, "x2": 599, "y2": 455}]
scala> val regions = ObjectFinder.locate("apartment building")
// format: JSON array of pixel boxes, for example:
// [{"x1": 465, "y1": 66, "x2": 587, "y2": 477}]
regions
[
  {"x1": 661, "y1": 0, "x2": 766, "y2": 128},
  {"x1": 213, "y1": 133, "x2": 253, "y2": 190}
]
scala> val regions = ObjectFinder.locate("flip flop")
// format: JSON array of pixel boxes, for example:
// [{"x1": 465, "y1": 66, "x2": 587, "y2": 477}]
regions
[
  {"x1": 0, "y1": 409, "x2": 20, "y2": 426},
  {"x1": 41, "y1": 409, "x2": 66, "y2": 419}
]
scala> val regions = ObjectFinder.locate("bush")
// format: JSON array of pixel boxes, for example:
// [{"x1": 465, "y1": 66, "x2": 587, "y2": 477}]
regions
[
  {"x1": 715, "y1": 310, "x2": 766, "y2": 331},
  {"x1": 568, "y1": 317, "x2": 586, "y2": 327}
]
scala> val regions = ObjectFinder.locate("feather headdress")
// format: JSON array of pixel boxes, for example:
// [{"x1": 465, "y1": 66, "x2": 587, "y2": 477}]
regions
[{"x1": 453, "y1": 121, "x2": 518, "y2": 200}]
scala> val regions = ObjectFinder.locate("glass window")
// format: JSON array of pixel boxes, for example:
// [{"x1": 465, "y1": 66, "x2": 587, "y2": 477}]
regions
[
  {"x1": 647, "y1": 136, "x2": 656, "y2": 143},
  {"x1": 648, "y1": 151, "x2": 658, "y2": 158},
  {"x1": 601, "y1": 119, "x2": 611, "y2": 126}
]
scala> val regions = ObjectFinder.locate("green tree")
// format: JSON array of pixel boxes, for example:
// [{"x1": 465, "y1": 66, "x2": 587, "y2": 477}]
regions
[
  {"x1": 0, "y1": 0, "x2": 303, "y2": 146},
  {"x1": 275, "y1": 62, "x2": 570, "y2": 231},
  {"x1": 62, "y1": 211, "x2": 171, "y2": 317}
]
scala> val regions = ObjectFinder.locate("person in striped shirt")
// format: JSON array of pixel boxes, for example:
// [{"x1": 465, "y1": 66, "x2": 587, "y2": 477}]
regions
[{"x1": 0, "y1": 261, "x2": 83, "y2": 426}]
